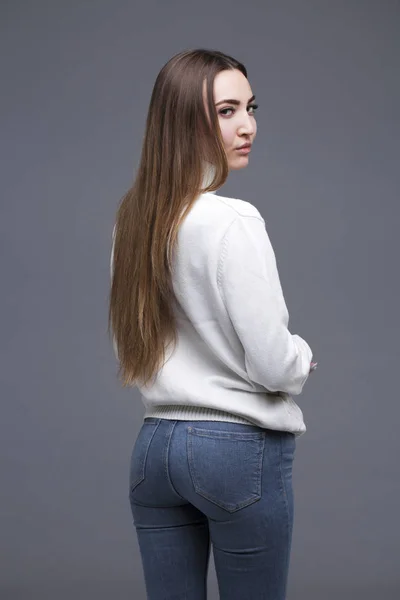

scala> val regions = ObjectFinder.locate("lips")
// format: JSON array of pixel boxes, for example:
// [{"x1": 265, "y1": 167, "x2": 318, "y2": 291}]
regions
[{"x1": 237, "y1": 143, "x2": 251, "y2": 149}]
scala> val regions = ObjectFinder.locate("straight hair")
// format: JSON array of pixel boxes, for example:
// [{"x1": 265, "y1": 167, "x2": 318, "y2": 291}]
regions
[{"x1": 108, "y1": 48, "x2": 247, "y2": 388}]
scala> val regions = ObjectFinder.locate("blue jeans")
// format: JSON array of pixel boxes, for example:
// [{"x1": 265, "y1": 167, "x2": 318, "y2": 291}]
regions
[{"x1": 129, "y1": 418, "x2": 296, "y2": 600}]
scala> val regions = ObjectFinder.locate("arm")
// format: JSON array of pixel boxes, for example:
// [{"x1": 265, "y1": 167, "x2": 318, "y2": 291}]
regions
[{"x1": 217, "y1": 215, "x2": 313, "y2": 396}]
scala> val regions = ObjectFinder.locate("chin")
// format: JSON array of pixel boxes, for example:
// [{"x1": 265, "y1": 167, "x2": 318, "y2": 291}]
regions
[{"x1": 228, "y1": 156, "x2": 250, "y2": 170}]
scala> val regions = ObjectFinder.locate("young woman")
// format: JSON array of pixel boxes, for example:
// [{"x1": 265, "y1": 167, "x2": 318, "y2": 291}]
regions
[{"x1": 109, "y1": 48, "x2": 317, "y2": 600}]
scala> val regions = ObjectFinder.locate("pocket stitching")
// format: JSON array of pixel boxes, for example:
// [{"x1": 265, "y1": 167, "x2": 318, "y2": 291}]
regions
[{"x1": 187, "y1": 429, "x2": 265, "y2": 513}]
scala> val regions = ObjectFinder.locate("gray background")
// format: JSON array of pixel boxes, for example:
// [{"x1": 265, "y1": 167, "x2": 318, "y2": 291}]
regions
[{"x1": 1, "y1": 1, "x2": 399, "y2": 598}]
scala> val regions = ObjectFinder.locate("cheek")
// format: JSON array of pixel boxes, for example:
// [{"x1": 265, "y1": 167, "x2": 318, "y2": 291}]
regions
[{"x1": 218, "y1": 120, "x2": 235, "y2": 148}]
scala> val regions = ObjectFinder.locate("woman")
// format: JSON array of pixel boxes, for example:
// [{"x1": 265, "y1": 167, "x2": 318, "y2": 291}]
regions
[{"x1": 109, "y1": 48, "x2": 318, "y2": 600}]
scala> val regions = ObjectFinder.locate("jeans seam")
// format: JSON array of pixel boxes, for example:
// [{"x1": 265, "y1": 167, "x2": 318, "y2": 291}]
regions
[
  {"x1": 129, "y1": 420, "x2": 161, "y2": 493},
  {"x1": 164, "y1": 420, "x2": 186, "y2": 501},
  {"x1": 279, "y1": 434, "x2": 291, "y2": 568}
]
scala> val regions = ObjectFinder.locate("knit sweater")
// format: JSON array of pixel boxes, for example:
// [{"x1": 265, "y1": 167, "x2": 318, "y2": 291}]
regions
[{"x1": 110, "y1": 173, "x2": 314, "y2": 437}]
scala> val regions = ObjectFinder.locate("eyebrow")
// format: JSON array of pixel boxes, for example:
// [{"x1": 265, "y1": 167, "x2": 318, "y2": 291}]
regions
[{"x1": 215, "y1": 94, "x2": 256, "y2": 106}]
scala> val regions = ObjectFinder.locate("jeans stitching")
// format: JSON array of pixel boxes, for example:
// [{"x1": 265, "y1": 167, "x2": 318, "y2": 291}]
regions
[
  {"x1": 279, "y1": 434, "x2": 291, "y2": 576},
  {"x1": 188, "y1": 431, "x2": 264, "y2": 512},
  {"x1": 164, "y1": 420, "x2": 186, "y2": 501},
  {"x1": 129, "y1": 420, "x2": 161, "y2": 493}
]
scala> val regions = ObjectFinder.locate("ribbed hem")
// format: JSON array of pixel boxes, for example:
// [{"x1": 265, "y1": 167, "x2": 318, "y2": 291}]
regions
[{"x1": 144, "y1": 404, "x2": 255, "y2": 426}]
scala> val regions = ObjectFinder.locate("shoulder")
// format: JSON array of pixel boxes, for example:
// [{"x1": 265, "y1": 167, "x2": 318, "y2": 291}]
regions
[
  {"x1": 210, "y1": 194, "x2": 275, "y2": 256},
  {"x1": 181, "y1": 192, "x2": 267, "y2": 244},
  {"x1": 203, "y1": 192, "x2": 265, "y2": 223}
]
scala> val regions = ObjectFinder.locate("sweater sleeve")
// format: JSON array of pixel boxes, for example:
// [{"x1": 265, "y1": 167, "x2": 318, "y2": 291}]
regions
[{"x1": 217, "y1": 215, "x2": 313, "y2": 396}]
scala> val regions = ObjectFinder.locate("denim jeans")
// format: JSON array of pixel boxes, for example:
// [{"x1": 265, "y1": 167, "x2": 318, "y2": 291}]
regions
[{"x1": 129, "y1": 417, "x2": 296, "y2": 600}]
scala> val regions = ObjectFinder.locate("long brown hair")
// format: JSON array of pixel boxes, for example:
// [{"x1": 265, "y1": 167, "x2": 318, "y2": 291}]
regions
[{"x1": 108, "y1": 48, "x2": 247, "y2": 388}]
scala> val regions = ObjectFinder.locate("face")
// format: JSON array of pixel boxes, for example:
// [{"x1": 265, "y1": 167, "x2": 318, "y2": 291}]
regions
[{"x1": 211, "y1": 69, "x2": 258, "y2": 170}]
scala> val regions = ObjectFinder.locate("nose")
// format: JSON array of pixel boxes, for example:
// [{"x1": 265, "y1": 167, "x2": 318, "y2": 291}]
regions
[{"x1": 237, "y1": 111, "x2": 255, "y2": 137}]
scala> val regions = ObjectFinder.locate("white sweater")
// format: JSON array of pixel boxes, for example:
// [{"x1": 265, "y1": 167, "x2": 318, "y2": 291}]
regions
[{"x1": 110, "y1": 183, "x2": 314, "y2": 437}]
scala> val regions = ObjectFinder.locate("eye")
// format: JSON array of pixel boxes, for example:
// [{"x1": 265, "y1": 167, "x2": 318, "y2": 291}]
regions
[
  {"x1": 219, "y1": 103, "x2": 259, "y2": 117},
  {"x1": 219, "y1": 107, "x2": 235, "y2": 116}
]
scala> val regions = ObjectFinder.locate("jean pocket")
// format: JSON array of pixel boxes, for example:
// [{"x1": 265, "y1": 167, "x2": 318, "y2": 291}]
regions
[
  {"x1": 129, "y1": 420, "x2": 160, "y2": 495},
  {"x1": 187, "y1": 426, "x2": 265, "y2": 513}
]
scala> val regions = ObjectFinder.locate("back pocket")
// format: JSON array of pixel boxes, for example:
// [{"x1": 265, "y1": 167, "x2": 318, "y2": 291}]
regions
[{"x1": 187, "y1": 426, "x2": 265, "y2": 513}]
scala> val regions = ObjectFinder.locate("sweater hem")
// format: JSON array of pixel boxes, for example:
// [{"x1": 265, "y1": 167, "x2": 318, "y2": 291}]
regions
[{"x1": 144, "y1": 404, "x2": 256, "y2": 426}]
